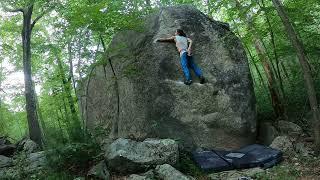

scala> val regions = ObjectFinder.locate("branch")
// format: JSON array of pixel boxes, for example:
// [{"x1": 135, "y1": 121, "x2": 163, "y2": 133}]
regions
[
  {"x1": 1, "y1": 3, "x2": 23, "y2": 13},
  {"x1": 31, "y1": 7, "x2": 54, "y2": 29}
]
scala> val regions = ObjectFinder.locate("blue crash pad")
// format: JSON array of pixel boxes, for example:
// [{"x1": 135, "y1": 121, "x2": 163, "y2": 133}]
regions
[{"x1": 192, "y1": 144, "x2": 282, "y2": 172}]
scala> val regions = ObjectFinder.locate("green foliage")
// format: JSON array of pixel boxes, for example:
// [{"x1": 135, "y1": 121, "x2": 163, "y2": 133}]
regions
[
  {"x1": 45, "y1": 139, "x2": 102, "y2": 176},
  {"x1": 176, "y1": 151, "x2": 205, "y2": 177}
]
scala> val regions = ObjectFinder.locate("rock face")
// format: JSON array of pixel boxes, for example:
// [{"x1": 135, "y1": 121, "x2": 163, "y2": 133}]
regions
[
  {"x1": 79, "y1": 5, "x2": 256, "y2": 150},
  {"x1": 106, "y1": 138, "x2": 178, "y2": 174}
]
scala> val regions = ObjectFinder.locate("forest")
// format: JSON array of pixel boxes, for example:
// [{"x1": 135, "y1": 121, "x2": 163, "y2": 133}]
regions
[{"x1": 0, "y1": 0, "x2": 319, "y2": 179}]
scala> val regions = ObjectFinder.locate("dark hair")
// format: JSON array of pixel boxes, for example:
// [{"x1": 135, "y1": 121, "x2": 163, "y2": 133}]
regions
[{"x1": 176, "y1": 29, "x2": 187, "y2": 37}]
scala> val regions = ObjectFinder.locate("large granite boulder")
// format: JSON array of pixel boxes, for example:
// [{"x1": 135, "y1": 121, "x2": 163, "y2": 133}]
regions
[
  {"x1": 79, "y1": 5, "x2": 256, "y2": 150},
  {"x1": 106, "y1": 138, "x2": 178, "y2": 174}
]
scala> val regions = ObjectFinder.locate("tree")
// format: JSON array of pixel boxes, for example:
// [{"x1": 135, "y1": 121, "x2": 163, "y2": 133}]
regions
[
  {"x1": 271, "y1": 0, "x2": 320, "y2": 149},
  {"x1": 1, "y1": 0, "x2": 56, "y2": 145}
]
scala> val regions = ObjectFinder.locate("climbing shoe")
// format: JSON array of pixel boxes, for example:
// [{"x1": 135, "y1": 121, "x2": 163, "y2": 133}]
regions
[
  {"x1": 200, "y1": 76, "x2": 206, "y2": 84},
  {"x1": 184, "y1": 80, "x2": 193, "y2": 85}
]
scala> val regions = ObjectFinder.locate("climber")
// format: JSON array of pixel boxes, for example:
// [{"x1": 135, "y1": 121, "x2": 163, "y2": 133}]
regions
[{"x1": 156, "y1": 29, "x2": 205, "y2": 85}]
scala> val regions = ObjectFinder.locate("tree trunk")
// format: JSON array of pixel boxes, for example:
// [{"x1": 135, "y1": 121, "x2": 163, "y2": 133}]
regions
[
  {"x1": 259, "y1": 0, "x2": 286, "y2": 106},
  {"x1": 55, "y1": 53, "x2": 82, "y2": 140},
  {"x1": 272, "y1": 0, "x2": 320, "y2": 149},
  {"x1": 22, "y1": 5, "x2": 42, "y2": 146},
  {"x1": 254, "y1": 38, "x2": 284, "y2": 117},
  {"x1": 234, "y1": 0, "x2": 285, "y2": 118}
]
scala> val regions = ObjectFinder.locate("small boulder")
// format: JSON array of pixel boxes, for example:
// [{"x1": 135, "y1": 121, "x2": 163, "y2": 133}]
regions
[
  {"x1": 277, "y1": 121, "x2": 303, "y2": 136},
  {"x1": 295, "y1": 142, "x2": 312, "y2": 156},
  {"x1": 17, "y1": 138, "x2": 40, "y2": 154},
  {"x1": 155, "y1": 164, "x2": 194, "y2": 180},
  {"x1": 24, "y1": 151, "x2": 47, "y2": 173},
  {"x1": 127, "y1": 174, "x2": 152, "y2": 180},
  {"x1": 270, "y1": 136, "x2": 293, "y2": 153},
  {"x1": 106, "y1": 138, "x2": 178, "y2": 174},
  {"x1": 128, "y1": 170, "x2": 155, "y2": 180},
  {"x1": 0, "y1": 144, "x2": 16, "y2": 157},
  {"x1": 87, "y1": 161, "x2": 110, "y2": 180},
  {"x1": 0, "y1": 155, "x2": 13, "y2": 168}
]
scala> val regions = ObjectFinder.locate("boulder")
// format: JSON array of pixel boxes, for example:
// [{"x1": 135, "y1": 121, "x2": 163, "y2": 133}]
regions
[
  {"x1": 78, "y1": 5, "x2": 256, "y2": 150},
  {"x1": 106, "y1": 138, "x2": 178, "y2": 174},
  {"x1": 87, "y1": 161, "x2": 110, "y2": 180},
  {"x1": 128, "y1": 170, "x2": 155, "y2": 180},
  {"x1": 24, "y1": 151, "x2": 47, "y2": 172},
  {"x1": 0, "y1": 155, "x2": 13, "y2": 168},
  {"x1": 270, "y1": 136, "x2": 293, "y2": 153},
  {"x1": 154, "y1": 164, "x2": 194, "y2": 180},
  {"x1": 17, "y1": 138, "x2": 40, "y2": 154},
  {"x1": 277, "y1": 121, "x2": 303, "y2": 136},
  {"x1": 0, "y1": 144, "x2": 16, "y2": 157},
  {"x1": 127, "y1": 174, "x2": 153, "y2": 180}
]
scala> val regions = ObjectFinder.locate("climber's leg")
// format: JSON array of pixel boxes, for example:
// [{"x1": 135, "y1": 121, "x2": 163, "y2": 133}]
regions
[
  {"x1": 187, "y1": 55, "x2": 203, "y2": 77},
  {"x1": 180, "y1": 52, "x2": 192, "y2": 84}
]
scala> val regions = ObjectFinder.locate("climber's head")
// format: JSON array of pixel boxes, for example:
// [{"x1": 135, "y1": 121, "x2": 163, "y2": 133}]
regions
[{"x1": 175, "y1": 29, "x2": 187, "y2": 37}]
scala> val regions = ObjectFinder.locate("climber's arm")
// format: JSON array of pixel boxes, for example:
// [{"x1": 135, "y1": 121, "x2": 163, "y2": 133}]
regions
[
  {"x1": 156, "y1": 36, "x2": 175, "y2": 42},
  {"x1": 187, "y1": 38, "x2": 193, "y2": 55}
]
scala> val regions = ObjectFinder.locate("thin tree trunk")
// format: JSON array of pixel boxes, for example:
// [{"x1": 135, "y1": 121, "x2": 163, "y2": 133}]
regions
[
  {"x1": 68, "y1": 42, "x2": 77, "y2": 96},
  {"x1": 22, "y1": 5, "x2": 42, "y2": 146},
  {"x1": 254, "y1": 38, "x2": 284, "y2": 117},
  {"x1": 235, "y1": 0, "x2": 284, "y2": 118},
  {"x1": 55, "y1": 53, "x2": 82, "y2": 135},
  {"x1": 272, "y1": 0, "x2": 320, "y2": 149},
  {"x1": 259, "y1": 0, "x2": 286, "y2": 105}
]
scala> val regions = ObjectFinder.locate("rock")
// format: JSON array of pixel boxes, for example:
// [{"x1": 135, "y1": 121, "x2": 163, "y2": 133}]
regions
[
  {"x1": 277, "y1": 121, "x2": 303, "y2": 136},
  {"x1": 106, "y1": 138, "x2": 178, "y2": 174},
  {"x1": 0, "y1": 144, "x2": 16, "y2": 157},
  {"x1": 127, "y1": 174, "x2": 152, "y2": 180},
  {"x1": 294, "y1": 142, "x2": 312, "y2": 156},
  {"x1": 24, "y1": 151, "x2": 47, "y2": 172},
  {"x1": 128, "y1": 170, "x2": 155, "y2": 180},
  {"x1": 208, "y1": 167, "x2": 264, "y2": 180},
  {"x1": 0, "y1": 155, "x2": 13, "y2": 168},
  {"x1": 78, "y1": 5, "x2": 256, "y2": 150},
  {"x1": 155, "y1": 164, "x2": 194, "y2": 180},
  {"x1": 258, "y1": 122, "x2": 279, "y2": 145},
  {"x1": 87, "y1": 161, "x2": 110, "y2": 180},
  {"x1": 17, "y1": 138, "x2": 40, "y2": 154},
  {"x1": 270, "y1": 136, "x2": 293, "y2": 153}
]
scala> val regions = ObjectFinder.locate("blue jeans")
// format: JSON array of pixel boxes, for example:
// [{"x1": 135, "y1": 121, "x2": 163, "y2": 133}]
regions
[{"x1": 180, "y1": 52, "x2": 203, "y2": 81}]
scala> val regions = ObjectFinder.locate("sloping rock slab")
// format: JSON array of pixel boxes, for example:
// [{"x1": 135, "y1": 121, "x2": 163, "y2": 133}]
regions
[{"x1": 106, "y1": 138, "x2": 178, "y2": 174}]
